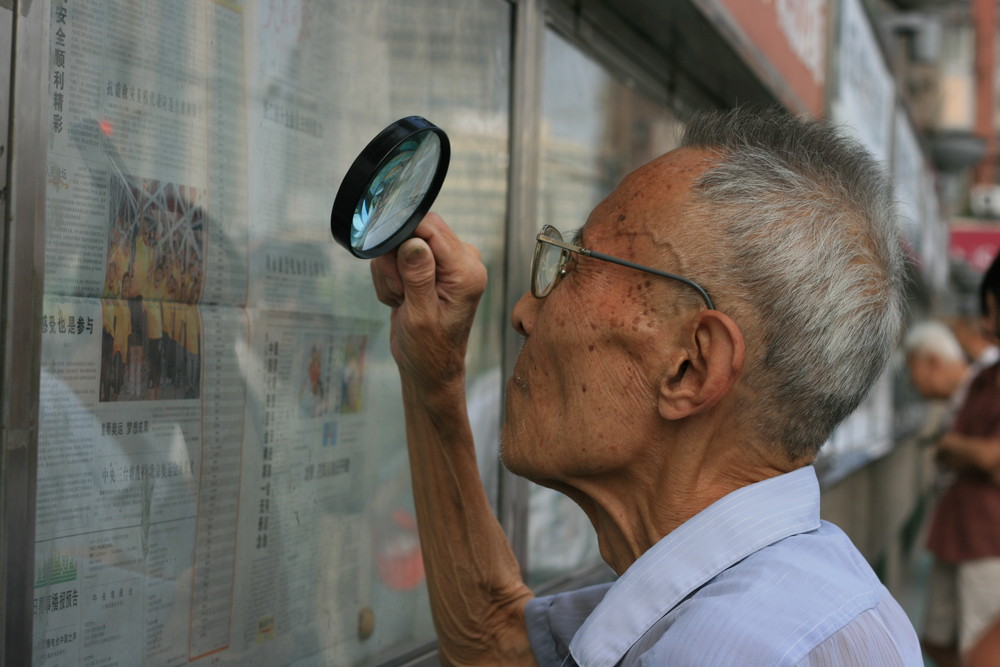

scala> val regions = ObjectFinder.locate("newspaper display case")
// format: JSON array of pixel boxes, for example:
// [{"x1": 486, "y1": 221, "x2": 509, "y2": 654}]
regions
[{"x1": 7, "y1": 1, "x2": 511, "y2": 664}]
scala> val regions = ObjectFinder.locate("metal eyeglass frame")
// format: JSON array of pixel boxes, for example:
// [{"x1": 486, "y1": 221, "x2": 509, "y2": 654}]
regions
[{"x1": 531, "y1": 225, "x2": 715, "y2": 310}]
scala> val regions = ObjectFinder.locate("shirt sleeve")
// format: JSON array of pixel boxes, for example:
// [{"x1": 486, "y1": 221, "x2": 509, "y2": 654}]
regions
[
  {"x1": 797, "y1": 596, "x2": 924, "y2": 667},
  {"x1": 524, "y1": 583, "x2": 612, "y2": 667}
]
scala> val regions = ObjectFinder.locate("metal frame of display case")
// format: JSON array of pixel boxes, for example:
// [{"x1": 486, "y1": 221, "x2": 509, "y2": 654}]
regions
[{"x1": 2, "y1": 1, "x2": 48, "y2": 664}]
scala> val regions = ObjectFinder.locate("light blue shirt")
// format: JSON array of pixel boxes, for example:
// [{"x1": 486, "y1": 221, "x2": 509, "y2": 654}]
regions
[{"x1": 525, "y1": 466, "x2": 922, "y2": 666}]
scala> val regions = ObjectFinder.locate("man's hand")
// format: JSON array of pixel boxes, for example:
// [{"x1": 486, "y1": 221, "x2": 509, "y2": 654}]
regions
[{"x1": 371, "y1": 213, "x2": 487, "y2": 395}]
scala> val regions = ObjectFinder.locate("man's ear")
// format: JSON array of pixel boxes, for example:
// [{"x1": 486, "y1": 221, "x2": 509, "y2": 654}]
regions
[{"x1": 658, "y1": 310, "x2": 745, "y2": 421}]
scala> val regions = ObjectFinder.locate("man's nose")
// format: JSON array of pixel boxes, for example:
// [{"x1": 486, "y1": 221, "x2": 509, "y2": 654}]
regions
[{"x1": 511, "y1": 291, "x2": 540, "y2": 336}]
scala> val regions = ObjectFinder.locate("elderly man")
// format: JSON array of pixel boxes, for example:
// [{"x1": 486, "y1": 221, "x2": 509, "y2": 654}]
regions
[{"x1": 372, "y1": 108, "x2": 921, "y2": 665}]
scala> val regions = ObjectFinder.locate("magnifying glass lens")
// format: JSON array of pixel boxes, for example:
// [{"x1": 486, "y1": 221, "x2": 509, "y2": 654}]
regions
[
  {"x1": 331, "y1": 116, "x2": 450, "y2": 259},
  {"x1": 352, "y1": 132, "x2": 441, "y2": 253}
]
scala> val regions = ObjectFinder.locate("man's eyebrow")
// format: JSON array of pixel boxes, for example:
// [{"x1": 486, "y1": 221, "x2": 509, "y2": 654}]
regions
[{"x1": 571, "y1": 229, "x2": 584, "y2": 245}]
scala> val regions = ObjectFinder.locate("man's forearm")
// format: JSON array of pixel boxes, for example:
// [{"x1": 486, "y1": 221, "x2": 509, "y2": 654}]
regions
[
  {"x1": 367, "y1": 216, "x2": 534, "y2": 664},
  {"x1": 400, "y1": 374, "x2": 536, "y2": 666}
]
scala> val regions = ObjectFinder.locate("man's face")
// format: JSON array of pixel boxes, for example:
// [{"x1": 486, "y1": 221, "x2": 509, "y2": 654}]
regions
[{"x1": 501, "y1": 147, "x2": 714, "y2": 488}]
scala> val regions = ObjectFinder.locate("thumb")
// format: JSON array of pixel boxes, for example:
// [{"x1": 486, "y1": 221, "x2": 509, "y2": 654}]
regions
[{"x1": 397, "y1": 237, "x2": 437, "y2": 309}]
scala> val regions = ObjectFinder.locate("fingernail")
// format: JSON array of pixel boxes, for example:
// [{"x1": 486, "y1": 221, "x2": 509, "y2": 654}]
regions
[{"x1": 404, "y1": 244, "x2": 425, "y2": 266}]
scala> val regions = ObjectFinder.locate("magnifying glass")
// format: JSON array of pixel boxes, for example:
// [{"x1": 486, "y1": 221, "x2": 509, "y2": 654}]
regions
[{"x1": 331, "y1": 116, "x2": 450, "y2": 258}]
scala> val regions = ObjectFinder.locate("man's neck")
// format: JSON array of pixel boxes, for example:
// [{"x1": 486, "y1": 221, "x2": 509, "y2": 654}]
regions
[{"x1": 571, "y1": 431, "x2": 799, "y2": 575}]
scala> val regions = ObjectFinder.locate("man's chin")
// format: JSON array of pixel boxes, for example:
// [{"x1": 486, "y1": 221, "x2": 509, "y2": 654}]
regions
[
  {"x1": 498, "y1": 429, "x2": 531, "y2": 480},
  {"x1": 498, "y1": 429, "x2": 517, "y2": 472}
]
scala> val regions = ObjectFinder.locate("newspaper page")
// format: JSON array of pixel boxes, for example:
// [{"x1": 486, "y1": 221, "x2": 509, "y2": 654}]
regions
[
  {"x1": 34, "y1": 0, "x2": 435, "y2": 665},
  {"x1": 44, "y1": 0, "x2": 248, "y2": 305},
  {"x1": 34, "y1": 296, "x2": 247, "y2": 666},
  {"x1": 34, "y1": 0, "x2": 252, "y2": 664}
]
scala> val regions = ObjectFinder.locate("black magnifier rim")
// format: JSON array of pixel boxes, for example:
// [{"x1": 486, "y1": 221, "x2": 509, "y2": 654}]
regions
[{"x1": 331, "y1": 116, "x2": 450, "y2": 259}]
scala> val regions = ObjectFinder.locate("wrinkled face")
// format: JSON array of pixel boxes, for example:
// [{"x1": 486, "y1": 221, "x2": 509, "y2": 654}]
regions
[{"x1": 500, "y1": 147, "x2": 713, "y2": 486}]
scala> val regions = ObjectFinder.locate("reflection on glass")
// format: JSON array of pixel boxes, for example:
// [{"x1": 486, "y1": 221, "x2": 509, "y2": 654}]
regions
[
  {"x1": 352, "y1": 131, "x2": 441, "y2": 252},
  {"x1": 32, "y1": 0, "x2": 511, "y2": 665}
]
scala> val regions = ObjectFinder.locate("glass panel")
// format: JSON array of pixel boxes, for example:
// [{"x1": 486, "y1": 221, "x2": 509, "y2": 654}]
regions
[
  {"x1": 32, "y1": 1, "x2": 509, "y2": 665},
  {"x1": 526, "y1": 29, "x2": 685, "y2": 586}
]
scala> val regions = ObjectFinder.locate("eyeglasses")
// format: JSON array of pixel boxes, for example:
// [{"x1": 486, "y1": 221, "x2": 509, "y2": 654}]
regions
[{"x1": 531, "y1": 225, "x2": 715, "y2": 310}]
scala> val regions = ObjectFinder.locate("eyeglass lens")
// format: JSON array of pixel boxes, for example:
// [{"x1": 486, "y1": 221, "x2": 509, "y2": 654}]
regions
[{"x1": 532, "y1": 227, "x2": 567, "y2": 297}]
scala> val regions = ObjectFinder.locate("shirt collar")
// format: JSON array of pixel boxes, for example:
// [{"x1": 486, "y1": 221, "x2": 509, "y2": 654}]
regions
[{"x1": 568, "y1": 466, "x2": 821, "y2": 667}]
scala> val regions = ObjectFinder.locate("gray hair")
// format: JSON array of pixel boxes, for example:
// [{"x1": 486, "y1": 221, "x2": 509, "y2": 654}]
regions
[
  {"x1": 681, "y1": 107, "x2": 905, "y2": 461},
  {"x1": 904, "y1": 321, "x2": 965, "y2": 362}
]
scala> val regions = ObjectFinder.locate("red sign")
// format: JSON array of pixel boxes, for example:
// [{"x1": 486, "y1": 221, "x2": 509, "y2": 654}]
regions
[
  {"x1": 694, "y1": 0, "x2": 827, "y2": 115},
  {"x1": 950, "y1": 224, "x2": 1000, "y2": 272}
]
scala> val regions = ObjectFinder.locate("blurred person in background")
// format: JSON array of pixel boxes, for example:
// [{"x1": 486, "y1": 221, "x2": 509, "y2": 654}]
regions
[
  {"x1": 923, "y1": 252, "x2": 1000, "y2": 667},
  {"x1": 905, "y1": 321, "x2": 972, "y2": 415}
]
